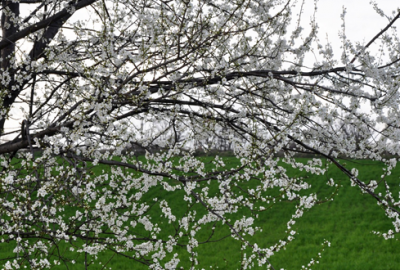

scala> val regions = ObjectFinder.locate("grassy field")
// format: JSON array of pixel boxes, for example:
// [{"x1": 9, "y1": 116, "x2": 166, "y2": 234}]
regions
[
  {"x1": 2, "y1": 157, "x2": 400, "y2": 269},
  {"x1": 268, "y1": 159, "x2": 400, "y2": 270},
  {"x1": 180, "y1": 158, "x2": 400, "y2": 270}
]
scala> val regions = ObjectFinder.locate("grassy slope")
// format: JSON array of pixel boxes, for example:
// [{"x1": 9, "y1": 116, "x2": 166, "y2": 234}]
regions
[
  {"x1": 2, "y1": 157, "x2": 400, "y2": 269},
  {"x1": 107, "y1": 158, "x2": 400, "y2": 270},
  {"x1": 269, "y1": 159, "x2": 400, "y2": 270}
]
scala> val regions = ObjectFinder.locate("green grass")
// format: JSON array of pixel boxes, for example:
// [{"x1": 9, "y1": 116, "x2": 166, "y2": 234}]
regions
[
  {"x1": 101, "y1": 158, "x2": 400, "y2": 269},
  {"x1": 268, "y1": 159, "x2": 400, "y2": 270},
  {"x1": 2, "y1": 157, "x2": 400, "y2": 269},
  {"x1": 184, "y1": 158, "x2": 400, "y2": 270}
]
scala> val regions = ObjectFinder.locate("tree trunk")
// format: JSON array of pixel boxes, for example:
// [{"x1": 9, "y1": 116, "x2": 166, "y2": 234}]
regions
[{"x1": 0, "y1": 1, "x2": 19, "y2": 134}]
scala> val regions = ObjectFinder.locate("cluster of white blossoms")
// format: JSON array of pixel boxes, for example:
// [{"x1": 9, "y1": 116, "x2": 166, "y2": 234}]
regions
[{"x1": 0, "y1": 0, "x2": 400, "y2": 269}]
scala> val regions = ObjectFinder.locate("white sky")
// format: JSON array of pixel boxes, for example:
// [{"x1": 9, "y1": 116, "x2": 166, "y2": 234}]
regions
[
  {"x1": 309, "y1": 0, "x2": 400, "y2": 52},
  {"x1": 2, "y1": 1, "x2": 400, "y2": 142}
]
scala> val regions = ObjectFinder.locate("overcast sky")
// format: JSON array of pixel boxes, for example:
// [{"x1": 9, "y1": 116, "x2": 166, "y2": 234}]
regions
[
  {"x1": 2, "y1": 1, "x2": 400, "y2": 139},
  {"x1": 310, "y1": 0, "x2": 400, "y2": 52}
]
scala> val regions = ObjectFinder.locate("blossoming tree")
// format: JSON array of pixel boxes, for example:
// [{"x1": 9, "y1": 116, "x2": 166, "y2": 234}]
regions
[{"x1": 0, "y1": 0, "x2": 400, "y2": 269}]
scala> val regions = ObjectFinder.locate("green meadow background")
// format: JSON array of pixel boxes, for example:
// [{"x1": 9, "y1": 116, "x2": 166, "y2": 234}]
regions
[{"x1": 2, "y1": 157, "x2": 400, "y2": 269}]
